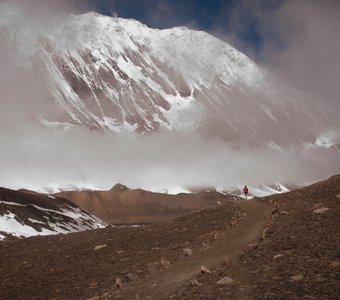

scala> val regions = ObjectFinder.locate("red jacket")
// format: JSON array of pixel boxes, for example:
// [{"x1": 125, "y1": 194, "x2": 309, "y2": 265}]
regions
[{"x1": 243, "y1": 186, "x2": 248, "y2": 194}]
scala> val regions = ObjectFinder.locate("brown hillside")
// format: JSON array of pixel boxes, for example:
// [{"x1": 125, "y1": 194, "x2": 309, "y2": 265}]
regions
[
  {"x1": 0, "y1": 200, "x2": 240, "y2": 300},
  {"x1": 57, "y1": 189, "x2": 236, "y2": 224},
  {"x1": 0, "y1": 175, "x2": 339, "y2": 300},
  {"x1": 174, "y1": 175, "x2": 340, "y2": 299}
]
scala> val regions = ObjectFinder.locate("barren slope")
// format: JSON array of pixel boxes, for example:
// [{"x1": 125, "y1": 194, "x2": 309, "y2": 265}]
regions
[
  {"x1": 173, "y1": 175, "x2": 340, "y2": 299},
  {"x1": 0, "y1": 175, "x2": 339, "y2": 300},
  {"x1": 58, "y1": 188, "x2": 237, "y2": 224},
  {"x1": 0, "y1": 200, "x2": 240, "y2": 299}
]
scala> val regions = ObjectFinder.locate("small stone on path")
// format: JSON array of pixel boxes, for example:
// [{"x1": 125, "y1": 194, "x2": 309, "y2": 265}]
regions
[
  {"x1": 290, "y1": 274, "x2": 304, "y2": 282},
  {"x1": 160, "y1": 257, "x2": 170, "y2": 268},
  {"x1": 273, "y1": 254, "x2": 284, "y2": 259},
  {"x1": 248, "y1": 243, "x2": 258, "y2": 249},
  {"x1": 93, "y1": 244, "x2": 107, "y2": 251},
  {"x1": 189, "y1": 279, "x2": 201, "y2": 287},
  {"x1": 262, "y1": 228, "x2": 269, "y2": 240},
  {"x1": 116, "y1": 278, "x2": 124, "y2": 288},
  {"x1": 89, "y1": 282, "x2": 97, "y2": 288},
  {"x1": 147, "y1": 262, "x2": 157, "y2": 273},
  {"x1": 313, "y1": 207, "x2": 330, "y2": 214},
  {"x1": 200, "y1": 265, "x2": 211, "y2": 274},
  {"x1": 126, "y1": 272, "x2": 137, "y2": 281},
  {"x1": 330, "y1": 261, "x2": 340, "y2": 267},
  {"x1": 217, "y1": 276, "x2": 234, "y2": 285},
  {"x1": 222, "y1": 256, "x2": 230, "y2": 265},
  {"x1": 183, "y1": 247, "x2": 193, "y2": 256}
]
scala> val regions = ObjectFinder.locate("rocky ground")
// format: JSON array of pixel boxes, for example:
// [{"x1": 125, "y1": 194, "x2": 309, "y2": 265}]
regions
[
  {"x1": 240, "y1": 175, "x2": 340, "y2": 300},
  {"x1": 0, "y1": 200, "x2": 239, "y2": 299},
  {"x1": 173, "y1": 175, "x2": 340, "y2": 300},
  {"x1": 0, "y1": 175, "x2": 339, "y2": 299}
]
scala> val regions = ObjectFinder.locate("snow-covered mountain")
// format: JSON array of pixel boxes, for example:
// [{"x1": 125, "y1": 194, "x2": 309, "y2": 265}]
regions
[
  {"x1": 0, "y1": 3, "x2": 329, "y2": 147},
  {"x1": 0, "y1": 187, "x2": 106, "y2": 240},
  {"x1": 219, "y1": 183, "x2": 293, "y2": 199}
]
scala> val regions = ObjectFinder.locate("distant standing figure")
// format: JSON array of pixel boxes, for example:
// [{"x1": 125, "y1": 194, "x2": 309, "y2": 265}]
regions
[{"x1": 243, "y1": 185, "x2": 249, "y2": 199}]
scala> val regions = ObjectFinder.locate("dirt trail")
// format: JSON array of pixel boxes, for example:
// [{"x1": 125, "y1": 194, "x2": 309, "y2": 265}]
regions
[
  {"x1": 118, "y1": 199, "x2": 272, "y2": 299},
  {"x1": 1, "y1": 176, "x2": 338, "y2": 300}
]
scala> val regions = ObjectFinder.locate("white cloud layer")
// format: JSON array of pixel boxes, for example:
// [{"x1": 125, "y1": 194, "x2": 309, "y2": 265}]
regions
[{"x1": 1, "y1": 125, "x2": 339, "y2": 190}]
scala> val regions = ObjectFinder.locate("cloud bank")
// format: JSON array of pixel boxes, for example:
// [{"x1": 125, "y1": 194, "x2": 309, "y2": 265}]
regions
[{"x1": 225, "y1": 0, "x2": 340, "y2": 118}]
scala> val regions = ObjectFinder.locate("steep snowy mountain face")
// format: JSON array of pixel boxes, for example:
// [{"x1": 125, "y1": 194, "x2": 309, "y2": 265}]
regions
[
  {"x1": 0, "y1": 188, "x2": 106, "y2": 240},
  {"x1": 0, "y1": 4, "x2": 328, "y2": 147}
]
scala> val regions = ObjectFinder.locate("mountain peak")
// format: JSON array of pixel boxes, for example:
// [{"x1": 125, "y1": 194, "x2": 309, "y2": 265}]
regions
[{"x1": 0, "y1": 5, "x2": 327, "y2": 146}]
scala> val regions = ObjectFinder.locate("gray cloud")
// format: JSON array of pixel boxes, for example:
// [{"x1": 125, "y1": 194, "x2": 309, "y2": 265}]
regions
[
  {"x1": 225, "y1": 0, "x2": 340, "y2": 118},
  {"x1": 0, "y1": 0, "x2": 88, "y2": 14},
  {"x1": 1, "y1": 124, "x2": 339, "y2": 191}
]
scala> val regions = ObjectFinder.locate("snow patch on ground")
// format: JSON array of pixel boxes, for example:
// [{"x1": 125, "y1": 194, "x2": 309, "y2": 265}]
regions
[
  {"x1": 0, "y1": 212, "x2": 55, "y2": 238},
  {"x1": 0, "y1": 202, "x2": 106, "y2": 240},
  {"x1": 0, "y1": 200, "x2": 27, "y2": 206},
  {"x1": 28, "y1": 218, "x2": 45, "y2": 224},
  {"x1": 30, "y1": 204, "x2": 105, "y2": 228}
]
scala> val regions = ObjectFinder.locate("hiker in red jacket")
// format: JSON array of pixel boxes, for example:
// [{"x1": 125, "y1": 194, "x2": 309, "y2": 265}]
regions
[{"x1": 243, "y1": 185, "x2": 249, "y2": 199}]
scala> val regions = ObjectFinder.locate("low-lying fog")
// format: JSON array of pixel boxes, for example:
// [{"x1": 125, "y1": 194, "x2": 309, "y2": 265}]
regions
[{"x1": 1, "y1": 123, "x2": 339, "y2": 191}]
